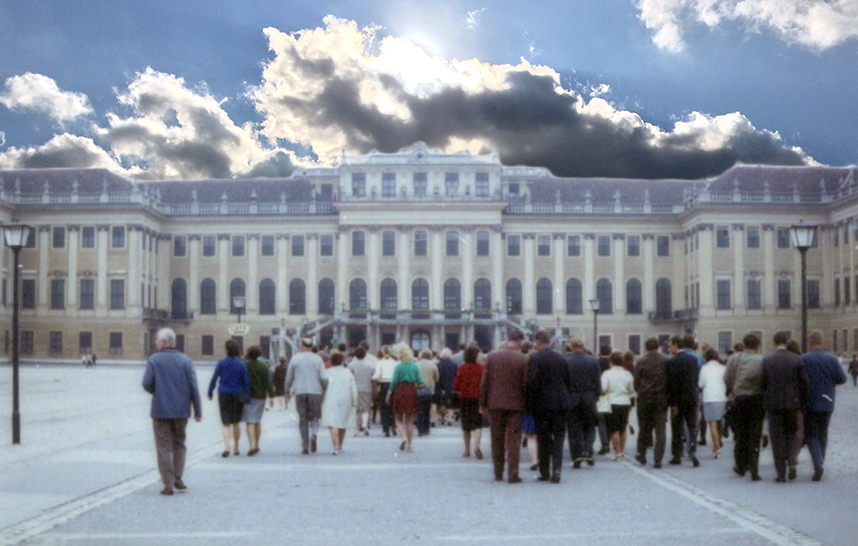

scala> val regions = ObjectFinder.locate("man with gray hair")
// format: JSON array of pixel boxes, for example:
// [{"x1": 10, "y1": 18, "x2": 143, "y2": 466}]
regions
[
  {"x1": 285, "y1": 337, "x2": 328, "y2": 454},
  {"x1": 142, "y1": 328, "x2": 202, "y2": 496}
]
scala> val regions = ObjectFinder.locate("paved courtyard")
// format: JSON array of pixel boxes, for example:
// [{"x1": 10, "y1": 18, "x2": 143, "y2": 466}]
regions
[{"x1": 0, "y1": 363, "x2": 856, "y2": 545}]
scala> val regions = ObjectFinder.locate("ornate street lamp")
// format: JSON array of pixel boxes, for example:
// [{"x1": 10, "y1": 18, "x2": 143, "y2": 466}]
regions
[
  {"x1": 232, "y1": 295, "x2": 246, "y2": 324},
  {"x1": 589, "y1": 298, "x2": 601, "y2": 354},
  {"x1": 789, "y1": 221, "x2": 817, "y2": 352},
  {"x1": 4, "y1": 222, "x2": 32, "y2": 445}
]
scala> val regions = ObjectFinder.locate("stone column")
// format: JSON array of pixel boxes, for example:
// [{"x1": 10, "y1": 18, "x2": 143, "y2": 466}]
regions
[
  {"x1": 398, "y1": 226, "x2": 410, "y2": 309},
  {"x1": 96, "y1": 225, "x2": 109, "y2": 312},
  {"x1": 38, "y1": 226, "x2": 50, "y2": 310},
  {"x1": 67, "y1": 226, "x2": 79, "y2": 311},
  {"x1": 553, "y1": 233, "x2": 565, "y2": 316},
  {"x1": 583, "y1": 234, "x2": 595, "y2": 304},
  {"x1": 189, "y1": 235, "x2": 200, "y2": 313},
  {"x1": 158, "y1": 235, "x2": 170, "y2": 310},
  {"x1": 128, "y1": 227, "x2": 141, "y2": 309},
  {"x1": 492, "y1": 227, "x2": 504, "y2": 313},
  {"x1": 523, "y1": 234, "x2": 535, "y2": 315},
  {"x1": 277, "y1": 235, "x2": 289, "y2": 314},
  {"x1": 461, "y1": 227, "x2": 473, "y2": 309},
  {"x1": 642, "y1": 234, "x2": 655, "y2": 314},
  {"x1": 218, "y1": 234, "x2": 230, "y2": 312},
  {"x1": 613, "y1": 234, "x2": 625, "y2": 314},
  {"x1": 307, "y1": 234, "x2": 318, "y2": 316},
  {"x1": 368, "y1": 227, "x2": 380, "y2": 311},
  {"x1": 337, "y1": 228, "x2": 349, "y2": 311},
  {"x1": 733, "y1": 224, "x2": 745, "y2": 313},
  {"x1": 762, "y1": 225, "x2": 775, "y2": 311},
  {"x1": 247, "y1": 235, "x2": 259, "y2": 314},
  {"x1": 431, "y1": 226, "x2": 443, "y2": 309},
  {"x1": 697, "y1": 225, "x2": 714, "y2": 317}
]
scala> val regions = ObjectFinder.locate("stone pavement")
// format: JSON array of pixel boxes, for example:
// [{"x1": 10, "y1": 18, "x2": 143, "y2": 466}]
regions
[{"x1": 0, "y1": 364, "x2": 856, "y2": 545}]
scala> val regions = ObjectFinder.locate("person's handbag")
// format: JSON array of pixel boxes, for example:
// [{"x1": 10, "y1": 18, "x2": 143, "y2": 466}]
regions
[
  {"x1": 596, "y1": 394, "x2": 611, "y2": 414},
  {"x1": 416, "y1": 383, "x2": 433, "y2": 400}
]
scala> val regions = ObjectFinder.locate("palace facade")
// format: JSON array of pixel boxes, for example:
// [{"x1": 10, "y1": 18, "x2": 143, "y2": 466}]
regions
[{"x1": 1, "y1": 143, "x2": 857, "y2": 362}]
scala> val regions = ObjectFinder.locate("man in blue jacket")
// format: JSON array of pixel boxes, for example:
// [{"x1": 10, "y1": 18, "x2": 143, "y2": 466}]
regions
[
  {"x1": 801, "y1": 330, "x2": 847, "y2": 481},
  {"x1": 142, "y1": 328, "x2": 202, "y2": 496}
]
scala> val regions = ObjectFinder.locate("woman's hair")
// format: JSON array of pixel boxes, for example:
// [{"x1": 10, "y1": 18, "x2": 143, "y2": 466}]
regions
[
  {"x1": 354, "y1": 346, "x2": 367, "y2": 359},
  {"x1": 394, "y1": 343, "x2": 414, "y2": 363},
  {"x1": 419, "y1": 348, "x2": 433, "y2": 360},
  {"x1": 381, "y1": 345, "x2": 392, "y2": 358},
  {"x1": 225, "y1": 339, "x2": 240, "y2": 357},
  {"x1": 439, "y1": 348, "x2": 452, "y2": 359},
  {"x1": 330, "y1": 352, "x2": 344, "y2": 367},
  {"x1": 245, "y1": 345, "x2": 262, "y2": 361},
  {"x1": 786, "y1": 340, "x2": 802, "y2": 355},
  {"x1": 464, "y1": 344, "x2": 481, "y2": 364},
  {"x1": 609, "y1": 352, "x2": 625, "y2": 367},
  {"x1": 520, "y1": 341, "x2": 533, "y2": 354},
  {"x1": 703, "y1": 348, "x2": 721, "y2": 362}
]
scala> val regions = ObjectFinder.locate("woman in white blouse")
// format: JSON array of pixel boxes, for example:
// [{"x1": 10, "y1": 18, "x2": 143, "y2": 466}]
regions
[
  {"x1": 698, "y1": 348, "x2": 728, "y2": 458},
  {"x1": 601, "y1": 352, "x2": 635, "y2": 460}
]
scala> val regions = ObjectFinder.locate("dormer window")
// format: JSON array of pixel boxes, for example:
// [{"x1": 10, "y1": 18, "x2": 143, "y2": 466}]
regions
[
  {"x1": 445, "y1": 173, "x2": 459, "y2": 196},
  {"x1": 475, "y1": 172, "x2": 489, "y2": 197},
  {"x1": 352, "y1": 173, "x2": 366, "y2": 197},
  {"x1": 382, "y1": 173, "x2": 396, "y2": 197},
  {"x1": 413, "y1": 173, "x2": 427, "y2": 197}
]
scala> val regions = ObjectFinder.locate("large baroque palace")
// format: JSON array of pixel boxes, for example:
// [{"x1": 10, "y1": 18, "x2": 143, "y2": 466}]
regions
[{"x1": 1, "y1": 143, "x2": 857, "y2": 362}]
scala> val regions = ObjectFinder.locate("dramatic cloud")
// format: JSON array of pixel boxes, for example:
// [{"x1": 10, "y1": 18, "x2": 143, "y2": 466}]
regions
[
  {"x1": 0, "y1": 134, "x2": 122, "y2": 171},
  {"x1": 636, "y1": 0, "x2": 858, "y2": 53},
  {"x1": 252, "y1": 16, "x2": 811, "y2": 179},
  {"x1": 0, "y1": 73, "x2": 93, "y2": 123}
]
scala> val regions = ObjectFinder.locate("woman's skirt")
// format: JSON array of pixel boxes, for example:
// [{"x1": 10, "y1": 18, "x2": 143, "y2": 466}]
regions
[
  {"x1": 459, "y1": 398, "x2": 484, "y2": 432},
  {"x1": 392, "y1": 382, "x2": 420, "y2": 416},
  {"x1": 521, "y1": 412, "x2": 536, "y2": 435},
  {"x1": 605, "y1": 404, "x2": 631, "y2": 434},
  {"x1": 242, "y1": 398, "x2": 266, "y2": 424},
  {"x1": 703, "y1": 401, "x2": 727, "y2": 422},
  {"x1": 218, "y1": 392, "x2": 245, "y2": 425}
]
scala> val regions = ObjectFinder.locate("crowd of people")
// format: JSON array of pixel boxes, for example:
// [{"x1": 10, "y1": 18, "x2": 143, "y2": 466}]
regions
[{"x1": 140, "y1": 325, "x2": 848, "y2": 495}]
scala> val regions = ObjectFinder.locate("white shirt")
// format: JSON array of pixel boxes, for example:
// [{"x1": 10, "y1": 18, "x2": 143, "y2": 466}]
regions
[
  {"x1": 698, "y1": 360, "x2": 728, "y2": 403},
  {"x1": 601, "y1": 366, "x2": 635, "y2": 405},
  {"x1": 372, "y1": 357, "x2": 399, "y2": 383}
]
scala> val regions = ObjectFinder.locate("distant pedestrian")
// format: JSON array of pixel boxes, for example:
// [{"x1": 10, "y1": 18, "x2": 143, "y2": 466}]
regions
[
  {"x1": 91, "y1": 353, "x2": 97, "y2": 366},
  {"x1": 349, "y1": 345, "x2": 376, "y2": 435},
  {"x1": 142, "y1": 328, "x2": 202, "y2": 496},
  {"x1": 208, "y1": 339, "x2": 250, "y2": 457},
  {"x1": 372, "y1": 345, "x2": 398, "y2": 437},
  {"x1": 435, "y1": 348, "x2": 458, "y2": 426},
  {"x1": 416, "y1": 349, "x2": 439, "y2": 436},
  {"x1": 698, "y1": 348, "x2": 727, "y2": 459},
  {"x1": 242, "y1": 346, "x2": 275, "y2": 456},
  {"x1": 848, "y1": 355, "x2": 858, "y2": 387},
  {"x1": 321, "y1": 352, "x2": 358, "y2": 455},
  {"x1": 386, "y1": 343, "x2": 423, "y2": 452},
  {"x1": 285, "y1": 337, "x2": 328, "y2": 454},
  {"x1": 272, "y1": 357, "x2": 289, "y2": 410}
]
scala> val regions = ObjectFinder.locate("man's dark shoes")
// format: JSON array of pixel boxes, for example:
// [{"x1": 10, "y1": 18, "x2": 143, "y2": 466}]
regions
[
  {"x1": 634, "y1": 453, "x2": 647, "y2": 466},
  {"x1": 761, "y1": 435, "x2": 769, "y2": 448},
  {"x1": 160, "y1": 488, "x2": 174, "y2": 496},
  {"x1": 301, "y1": 449, "x2": 309, "y2": 455},
  {"x1": 788, "y1": 466, "x2": 797, "y2": 481},
  {"x1": 508, "y1": 476, "x2": 522, "y2": 484},
  {"x1": 550, "y1": 472, "x2": 561, "y2": 484},
  {"x1": 494, "y1": 475, "x2": 503, "y2": 482},
  {"x1": 586, "y1": 456, "x2": 595, "y2": 467},
  {"x1": 733, "y1": 466, "x2": 746, "y2": 476},
  {"x1": 311, "y1": 435, "x2": 317, "y2": 453},
  {"x1": 598, "y1": 446, "x2": 610, "y2": 455},
  {"x1": 653, "y1": 461, "x2": 662, "y2": 469},
  {"x1": 173, "y1": 479, "x2": 187, "y2": 491},
  {"x1": 691, "y1": 456, "x2": 700, "y2": 468},
  {"x1": 812, "y1": 467, "x2": 824, "y2": 481},
  {"x1": 775, "y1": 476, "x2": 786, "y2": 483},
  {"x1": 530, "y1": 464, "x2": 538, "y2": 471},
  {"x1": 751, "y1": 473, "x2": 761, "y2": 482},
  {"x1": 537, "y1": 475, "x2": 550, "y2": 482},
  {"x1": 669, "y1": 456, "x2": 682, "y2": 465},
  {"x1": 572, "y1": 460, "x2": 581, "y2": 469}
]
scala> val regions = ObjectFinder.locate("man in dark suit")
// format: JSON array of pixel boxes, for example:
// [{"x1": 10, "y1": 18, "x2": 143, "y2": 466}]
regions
[
  {"x1": 667, "y1": 335, "x2": 700, "y2": 467},
  {"x1": 480, "y1": 328, "x2": 529, "y2": 483},
  {"x1": 633, "y1": 337, "x2": 668, "y2": 468},
  {"x1": 527, "y1": 330, "x2": 572, "y2": 483},
  {"x1": 565, "y1": 336, "x2": 601, "y2": 468},
  {"x1": 761, "y1": 331, "x2": 809, "y2": 482},
  {"x1": 800, "y1": 330, "x2": 846, "y2": 481}
]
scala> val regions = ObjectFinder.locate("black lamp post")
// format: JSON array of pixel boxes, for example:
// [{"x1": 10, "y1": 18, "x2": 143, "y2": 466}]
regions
[
  {"x1": 589, "y1": 298, "x2": 601, "y2": 354},
  {"x1": 5, "y1": 222, "x2": 32, "y2": 445},
  {"x1": 789, "y1": 221, "x2": 817, "y2": 353},
  {"x1": 232, "y1": 295, "x2": 246, "y2": 324}
]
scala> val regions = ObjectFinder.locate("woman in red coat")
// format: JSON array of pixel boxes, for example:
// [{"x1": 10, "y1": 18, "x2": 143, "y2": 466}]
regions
[{"x1": 453, "y1": 344, "x2": 485, "y2": 459}]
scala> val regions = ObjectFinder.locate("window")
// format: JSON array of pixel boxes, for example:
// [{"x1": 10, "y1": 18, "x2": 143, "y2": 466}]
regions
[
  {"x1": 292, "y1": 235, "x2": 304, "y2": 257},
  {"x1": 475, "y1": 172, "x2": 489, "y2": 197},
  {"x1": 833, "y1": 330, "x2": 838, "y2": 351},
  {"x1": 718, "y1": 332, "x2": 733, "y2": 355},
  {"x1": 229, "y1": 279, "x2": 246, "y2": 314},
  {"x1": 476, "y1": 231, "x2": 489, "y2": 256},
  {"x1": 24, "y1": 229, "x2": 36, "y2": 249},
  {"x1": 834, "y1": 278, "x2": 841, "y2": 307},
  {"x1": 173, "y1": 235, "x2": 187, "y2": 257},
  {"x1": 845, "y1": 226, "x2": 851, "y2": 245},
  {"x1": 229, "y1": 235, "x2": 244, "y2": 257},
  {"x1": 111, "y1": 226, "x2": 125, "y2": 248},
  {"x1": 627, "y1": 236, "x2": 640, "y2": 257},
  {"x1": 626, "y1": 279, "x2": 642, "y2": 314},
  {"x1": 347, "y1": 279, "x2": 367, "y2": 311},
  {"x1": 413, "y1": 173, "x2": 427, "y2": 197},
  {"x1": 566, "y1": 278, "x2": 582, "y2": 314},
  {"x1": 537, "y1": 235, "x2": 551, "y2": 257},
  {"x1": 596, "y1": 278, "x2": 613, "y2": 314},
  {"x1": 597, "y1": 235, "x2": 610, "y2": 257},
  {"x1": 747, "y1": 227, "x2": 760, "y2": 249},
  {"x1": 289, "y1": 279, "x2": 306, "y2": 314},
  {"x1": 628, "y1": 335, "x2": 641, "y2": 355},
  {"x1": 79, "y1": 279, "x2": 94, "y2": 310},
  {"x1": 200, "y1": 235, "x2": 214, "y2": 257},
  {"x1": 201, "y1": 335, "x2": 214, "y2": 356},
  {"x1": 446, "y1": 231, "x2": 459, "y2": 256},
  {"x1": 50, "y1": 331, "x2": 62, "y2": 354},
  {"x1": 414, "y1": 231, "x2": 427, "y2": 256},
  {"x1": 21, "y1": 331, "x2": 34, "y2": 354},
  {"x1": 52, "y1": 226, "x2": 65, "y2": 249},
  {"x1": 79, "y1": 332, "x2": 92, "y2": 354},
  {"x1": 655, "y1": 279, "x2": 672, "y2": 319},
  {"x1": 199, "y1": 278, "x2": 217, "y2": 315},
  {"x1": 777, "y1": 228, "x2": 790, "y2": 248},
  {"x1": 382, "y1": 172, "x2": 396, "y2": 197},
  {"x1": 747, "y1": 279, "x2": 762, "y2": 310},
  {"x1": 412, "y1": 279, "x2": 429, "y2": 311},
  {"x1": 170, "y1": 279, "x2": 187, "y2": 319},
  {"x1": 175, "y1": 335, "x2": 185, "y2": 353},
  {"x1": 382, "y1": 230, "x2": 396, "y2": 256},
  {"x1": 777, "y1": 279, "x2": 791, "y2": 309},
  {"x1": 834, "y1": 231, "x2": 840, "y2": 247},
  {"x1": 716, "y1": 226, "x2": 730, "y2": 248},
  {"x1": 568, "y1": 235, "x2": 580, "y2": 257},
  {"x1": 50, "y1": 279, "x2": 65, "y2": 310},
  {"x1": 109, "y1": 332, "x2": 123, "y2": 355},
  {"x1": 320, "y1": 235, "x2": 333, "y2": 257},
  {"x1": 656, "y1": 235, "x2": 670, "y2": 257},
  {"x1": 844, "y1": 328, "x2": 849, "y2": 352},
  {"x1": 506, "y1": 278, "x2": 523, "y2": 314},
  {"x1": 445, "y1": 172, "x2": 459, "y2": 195},
  {"x1": 261, "y1": 235, "x2": 275, "y2": 257},
  {"x1": 350, "y1": 231, "x2": 364, "y2": 256},
  {"x1": 474, "y1": 279, "x2": 491, "y2": 311},
  {"x1": 380, "y1": 278, "x2": 397, "y2": 311},
  {"x1": 318, "y1": 279, "x2": 335, "y2": 314},
  {"x1": 807, "y1": 279, "x2": 820, "y2": 309},
  {"x1": 259, "y1": 279, "x2": 276, "y2": 315},
  {"x1": 444, "y1": 279, "x2": 461, "y2": 312},
  {"x1": 507, "y1": 235, "x2": 521, "y2": 256},
  {"x1": 110, "y1": 280, "x2": 125, "y2": 310},
  {"x1": 22, "y1": 279, "x2": 36, "y2": 309},
  {"x1": 846, "y1": 277, "x2": 851, "y2": 305},
  {"x1": 352, "y1": 173, "x2": 366, "y2": 197},
  {"x1": 81, "y1": 226, "x2": 95, "y2": 248},
  {"x1": 716, "y1": 280, "x2": 731, "y2": 310}
]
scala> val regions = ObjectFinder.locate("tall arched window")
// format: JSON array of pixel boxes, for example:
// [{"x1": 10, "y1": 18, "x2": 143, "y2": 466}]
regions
[
  {"x1": 626, "y1": 278, "x2": 642, "y2": 315},
  {"x1": 200, "y1": 278, "x2": 216, "y2": 315},
  {"x1": 350, "y1": 278, "x2": 367, "y2": 311},
  {"x1": 229, "y1": 278, "x2": 246, "y2": 314},
  {"x1": 656, "y1": 278, "x2": 672, "y2": 319},
  {"x1": 506, "y1": 278, "x2": 522, "y2": 314},
  {"x1": 596, "y1": 278, "x2": 613, "y2": 314},
  {"x1": 474, "y1": 278, "x2": 491, "y2": 311},
  {"x1": 536, "y1": 278, "x2": 553, "y2": 314},
  {"x1": 412, "y1": 279, "x2": 429, "y2": 310},
  {"x1": 289, "y1": 279, "x2": 306, "y2": 315},
  {"x1": 259, "y1": 279, "x2": 276, "y2": 315},
  {"x1": 318, "y1": 278, "x2": 335, "y2": 315},
  {"x1": 565, "y1": 278, "x2": 582, "y2": 315},
  {"x1": 444, "y1": 279, "x2": 461, "y2": 311},
  {"x1": 171, "y1": 278, "x2": 187, "y2": 319},
  {"x1": 380, "y1": 278, "x2": 397, "y2": 311}
]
